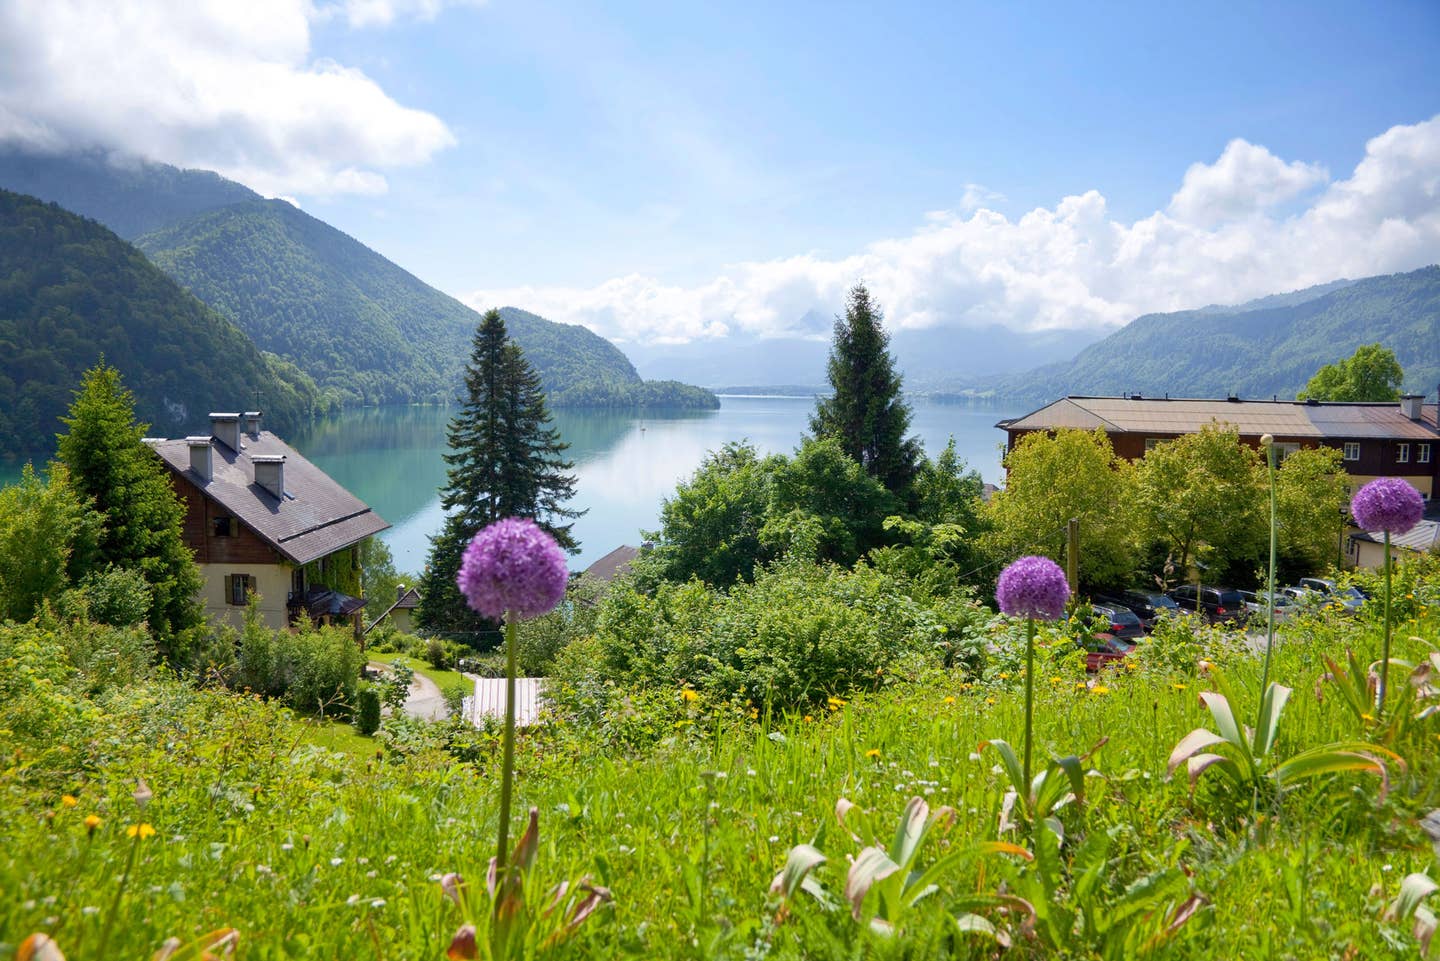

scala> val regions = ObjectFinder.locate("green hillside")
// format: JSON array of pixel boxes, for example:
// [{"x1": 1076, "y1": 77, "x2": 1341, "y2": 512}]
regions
[
  {"x1": 135, "y1": 200, "x2": 716, "y2": 410},
  {"x1": 0, "y1": 149, "x2": 260, "y2": 240},
  {"x1": 0, "y1": 190, "x2": 321, "y2": 458},
  {"x1": 997, "y1": 266, "x2": 1440, "y2": 404}
]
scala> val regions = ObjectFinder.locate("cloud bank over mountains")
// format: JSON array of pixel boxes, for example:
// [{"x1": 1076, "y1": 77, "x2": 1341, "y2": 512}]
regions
[
  {"x1": 468, "y1": 115, "x2": 1440, "y2": 346},
  {"x1": 0, "y1": 0, "x2": 465, "y2": 196}
]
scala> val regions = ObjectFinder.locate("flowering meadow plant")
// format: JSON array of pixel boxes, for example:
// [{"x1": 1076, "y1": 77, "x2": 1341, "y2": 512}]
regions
[
  {"x1": 457, "y1": 517, "x2": 568, "y2": 621},
  {"x1": 1351, "y1": 477, "x2": 1426, "y2": 716},
  {"x1": 995, "y1": 555, "x2": 1071, "y2": 788}
]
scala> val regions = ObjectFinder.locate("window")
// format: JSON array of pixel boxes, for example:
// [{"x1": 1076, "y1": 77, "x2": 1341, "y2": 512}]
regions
[
  {"x1": 213, "y1": 515, "x2": 234, "y2": 537},
  {"x1": 227, "y1": 573, "x2": 253, "y2": 606},
  {"x1": 1420, "y1": 444, "x2": 1432, "y2": 464},
  {"x1": 1274, "y1": 441, "x2": 1300, "y2": 462},
  {"x1": 1144, "y1": 437, "x2": 1163, "y2": 452},
  {"x1": 1398, "y1": 443, "x2": 1410, "y2": 464},
  {"x1": 1343, "y1": 442, "x2": 1361, "y2": 461}
]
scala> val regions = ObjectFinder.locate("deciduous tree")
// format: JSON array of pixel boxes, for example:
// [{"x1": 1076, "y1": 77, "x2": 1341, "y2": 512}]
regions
[
  {"x1": 0, "y1": 462, "x2": 102, "y2": 623},
  {"x1": 1298, "y1": 343, "x2": 1404, "y2": 401}
]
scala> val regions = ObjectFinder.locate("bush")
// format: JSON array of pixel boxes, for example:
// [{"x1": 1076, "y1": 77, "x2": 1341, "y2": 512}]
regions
[
  {"x1": 230, "y1": 599, "x2": 364, "y2": 717},
  {"x1": 354, "y1": 682, "x2": 382, "y2": 735},
  {"x1": 424, "y1": 635, "x2": 452, "y2": 670},
  {"x1": 514, "y1": 577, "x2": 604, "y2": 676},
  {"x1": 441, "y1": 682, "x2": 469, "y2": 719},
  {"x1": 60, "y1": 565, "x2": 152, "y2": 628}
]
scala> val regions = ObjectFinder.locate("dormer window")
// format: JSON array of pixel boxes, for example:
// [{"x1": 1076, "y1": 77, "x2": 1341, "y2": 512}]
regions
[{"x1": 213, "y1": 515, "x2": 235, "y2": 537}]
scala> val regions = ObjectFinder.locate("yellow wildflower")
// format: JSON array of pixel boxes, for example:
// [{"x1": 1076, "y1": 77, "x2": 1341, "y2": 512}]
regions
[
  {"x1": 1172, "y1": 683, "x2": 1187, "y2": 691},
  {"x1": 84, "y1": 814, "x2": 101, "y2": 833},
  {"x1": 1049, "y1": 676, "x2": 1062, "y2": 685},
  {"x1": 1074, "y1": 681, "x2": 1087, "y2": 691},
  {"x1": 827, "y1": 696, "x2": 846, "y2": 711},
  {"x1": 61, "y1": 795, "x2": 78, "y2": 808},
  {"x1": 680, "y1": 688, "x2": 699, "y2": 703},
  {"x1": 127, "y1": 823, "x2": 157, "y2": 839},
  {"x1": 865, "y1": 749, "x2": 882, "y2": 760},
  {"x1": 985, "y1": 697, "x2": 996, "y2": 706},
  {"x1": 943, "y1": 696, "x2": 956, "y2": 705},
  {"x1": 1361, "y1": 712, "x2": 1375, "y2": 722},
  {"x1": 1091, "y1": 685, "x2": 1110, "y2": 696},
  {"x1": 998, "y1": 672, "x2": 1010, "y2": 680},
  {"x1": 803, "y1": 714, "x2": 813, "y2": 722}
]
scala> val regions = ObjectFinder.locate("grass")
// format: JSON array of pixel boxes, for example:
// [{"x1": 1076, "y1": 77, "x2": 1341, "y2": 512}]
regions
[
  {"x1": 294, "y1": 716, "x2": 380, "y2": 760},
  {"x1": 1, "y1": 608, "x2": 1436, "y2": 959},
  {"x1": 367, "y1": 649, "x2": 471, "y2": 693}
]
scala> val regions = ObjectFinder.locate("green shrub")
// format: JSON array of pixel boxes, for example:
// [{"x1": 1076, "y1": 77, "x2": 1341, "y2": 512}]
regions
[
  {"x1": 514, "y1": 577, "x2": 603, "y2": 675},
  {"x1": 441, "y1": 681, "x2": 469, "y2": 719},
  {"x1": 286, "y1": 624, "x2": 365, "y2": 718},
  {"x1": 354, "y1": 682, "x2": 382, "y2": 735},
  {"x1": 59, "y1": 564, "x2": 152, "y2": 627},
  {"x1": 424, "y1": 635, "x2": 452, "y2": 670}
]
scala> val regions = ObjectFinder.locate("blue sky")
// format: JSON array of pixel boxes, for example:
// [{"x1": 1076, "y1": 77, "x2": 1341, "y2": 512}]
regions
[{"x1": 2, "y1": 0, "x2": 1438, "y2": 343}]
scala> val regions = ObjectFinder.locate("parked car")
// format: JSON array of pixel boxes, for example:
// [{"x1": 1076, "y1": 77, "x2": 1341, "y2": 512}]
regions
[
  {"x1": 1296, "y1": 577, "x2": 1366, "y2": 612},
  {"x1": 1237, "y1": 589, "x2": 1295, "y2": 624},
  {"x1": 1168, "y1": 584, "x2": 1247, "y2": 624},
  {"x1": 1078, "y1": 635, "x2": 1135, "y2": 672},
  {"x1": 1093, "y1": 592, "x2": 1159, "y2": 631},
  {"x1": 1137, "y1": 591, "x2": 1182, "y2": 617},
  {"x1": 1089, "y1": 603, "x2": 1147, "y2": 640}
]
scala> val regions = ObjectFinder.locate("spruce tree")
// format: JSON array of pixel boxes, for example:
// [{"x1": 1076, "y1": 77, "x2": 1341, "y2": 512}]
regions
[
  {"x1": 55, "y1": 363, "x2": 203, "y2": 659},
  {"x1": 809, "y1": 283, "x2": 921, "y2": 498},
  {"x1": 417, "y1": 310, "x2": 582, "y2": 637}
]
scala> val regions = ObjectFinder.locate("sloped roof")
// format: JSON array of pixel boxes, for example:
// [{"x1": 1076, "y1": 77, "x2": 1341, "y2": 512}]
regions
[
  {"x1": 1002, "y1": 396, "x2": 1440, "y2": 441},
  {"x1": 1353, "y1": 519, "x2": 1440, "y2": 553},
  {"x1": 583, "y1": 545, "x2": 640, "y2": 583},
  {"x1": 149, "y1": 430, "x2": 390, "y2": 565}
]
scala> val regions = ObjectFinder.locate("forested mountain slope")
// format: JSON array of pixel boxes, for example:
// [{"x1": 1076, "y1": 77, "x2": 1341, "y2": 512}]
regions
[
  {"x1": 0, "y1": 149, "x2": 260, "y2": 240},
  {"x1": 996, "y1": 266, "x2": 1440, "y2": 404},
  {"x1": 135, "y1": 199, "x2": 716, "y2": 409},
  {"x1": 0, "y1": 190, "x2": 321, "y2": 457}
]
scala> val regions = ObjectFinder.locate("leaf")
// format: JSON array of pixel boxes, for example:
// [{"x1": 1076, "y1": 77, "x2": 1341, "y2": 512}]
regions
[
  {"x1": 511, "y1": 807, "x2": 540, "y2": 872},
  {"x1": 1274, "y1": 746, "x2": 1393, "y2": 802},
  {"x1": 1186, "y1": 753, "x2": 1243, "y2": 793},
  {"x1": 955, "y1": 913, "x2": 1000, "y2": 941},
  {"x1": 1199, "y1": 692, "x2": 1252, "y2": 764},
  {"x1": 1384, "y1": 872, "x2": 1438, "y2": 922},
  {"x1": 835, "y1": 797, "x2": 862, "y2": 841},
  {"x1": 770, "y1": 844, "x2": 827, "y2": 899},
  {"x1": 888, "y1": 796, "x2": 929, "y2": 868},
  {"x1": 1141, "y1": 892, "x2": 1211, "y2": 952},
  {"x1": 844, "y1": 846, "x2": 901, "y2": 921},
  {"x1": 1420, "y1": 810, "x2": 1440, "y2": 860},
  {"x1": 1252, "y1": 683, "x2": 1292, "y2": 758},
  {"x1": 1167, "y1": 728, "x2": 1227, "y2": 779},
  {"x1": 979, "y1": 739, "x2": 1026, "y2": 803},
  {"x1": 17, "y1": 935, "x2": 66, "y2": 961}
]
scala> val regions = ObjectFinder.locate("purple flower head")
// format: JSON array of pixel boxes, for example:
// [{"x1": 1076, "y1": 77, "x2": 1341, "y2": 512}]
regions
[
  {"x1": 1351, "y1": 477, "x2": 1425, "y2": 536},
  {"x1": 996, "y1": 555, "x2": 1071, "y2": 621},
  {"x1": 457, "y1": 518, "x2": 568, "y2": 620}
]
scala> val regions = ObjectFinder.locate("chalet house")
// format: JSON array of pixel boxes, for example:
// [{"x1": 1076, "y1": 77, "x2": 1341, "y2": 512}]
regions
[
  {"x1": 368, "y1": 585, "x2": 421, "y2": 635},
  {"x1": 147, "y1": 412, "x2": 390, "y2": 631},
  {"x1": 998, "y1": 393, "x2": 1440, "y2": 501}
]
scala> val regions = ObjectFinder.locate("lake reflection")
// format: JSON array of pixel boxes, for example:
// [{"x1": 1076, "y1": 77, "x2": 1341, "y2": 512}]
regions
[{"x1": 286, "y1": 396, "x2": 1021, "y2": 575}]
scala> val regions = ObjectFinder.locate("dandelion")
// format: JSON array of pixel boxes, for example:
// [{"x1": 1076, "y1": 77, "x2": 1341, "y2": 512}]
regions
[
  {"x1": 126, "y1": 823, "x2": 156, "y2": 839},
  {"x1": 60, "y1": 795, "x2": 77, "y2": 808},
  {"x1": 1049, "y1": 676, "x2": 1062, "y2": 685},
  {"x1": 998, "y1": 672, "x2": 1010, "y2": 680},
  {"x1": 1172, "y1": 683, "x2": 1187, "y2": 691},
  {"x1": 802, "y1": 714, "x2": 812, "y2": 722},
  {"x1": 680, "y1": 688, "x2": 699, "y2": 703},
  {"x1": 827, "y1": 696, "x2": 846, "y2": 711},
  {"x1": 865, "y1": 749, "x2": 882, "y2": 760},
  {"x1": 1091, "y1": 685, "x2": 1110, "y2": 696},
  {"x1": 943, "y1": 696, "x2": 956, "y2": 704},
  {"x1": 984, "y1": 697, "x2": 996, "y2": 706},
  {"x1": 1352, "y1": 477, "x2": 1425, "y2": 718},
  {"x1": 83, "y1": 814, "x2": 100, "y2": 835},
  {"x1": 996, "y1": 555, "x2": 1071, "y2": 790}
]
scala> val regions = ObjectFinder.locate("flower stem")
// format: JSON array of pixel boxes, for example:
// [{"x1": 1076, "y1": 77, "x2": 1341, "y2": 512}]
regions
[
  {"x1": 494, "y1": 615, "x2": 519, "y2": 888},
  {"x1": 1258, "y1": 441, "x2": 1278, "y2": 708},
  {"x1": 1023, "y1": 617, "x2": 1035, "y2": 791},
  {"x1": 1378, "y1": 532, "x2": 1392, "y2": 718}
]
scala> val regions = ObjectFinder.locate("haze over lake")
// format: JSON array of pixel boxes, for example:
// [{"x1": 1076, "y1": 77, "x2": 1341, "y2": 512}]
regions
[{"x1": 286, "y1": 395, "x2": 1023, "y2": 575}]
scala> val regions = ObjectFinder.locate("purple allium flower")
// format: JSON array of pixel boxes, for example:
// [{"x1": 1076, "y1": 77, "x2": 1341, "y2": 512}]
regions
[
  {"x1": 1351, "y1": 477, "x2": 1425, "y2": 535},
  {"x1": 996, "y1": 555, "x2": 1070, "y2": 621},
  {"x1": 457, "y1": 518, "x2": 568, "y2": 620}
]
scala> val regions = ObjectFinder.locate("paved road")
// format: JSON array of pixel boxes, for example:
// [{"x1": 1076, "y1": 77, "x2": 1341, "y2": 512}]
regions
[{"x1": 368, "y1": 661, "x2": 449, "y2": 721}]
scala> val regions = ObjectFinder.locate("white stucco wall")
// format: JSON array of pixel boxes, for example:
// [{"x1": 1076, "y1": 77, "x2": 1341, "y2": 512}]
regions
[{"x1": 199, "y1": 563, "x2": 293, "y2": 631}]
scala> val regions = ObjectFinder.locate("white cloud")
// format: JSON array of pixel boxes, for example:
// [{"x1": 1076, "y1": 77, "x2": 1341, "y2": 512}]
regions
[
  {"x1": 466, "y1": 116, "x2": 1440, "y2": 344},
  {"x1": 0, "y1": 0, "x2": 456, "y2": 196},
  {"x1": 315, "y1": 0, "x2": 485, "y2": 29}
]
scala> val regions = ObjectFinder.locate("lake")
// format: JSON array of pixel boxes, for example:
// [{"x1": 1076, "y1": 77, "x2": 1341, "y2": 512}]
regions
[{"x1": 0, "y1": 396, "x2": 1023, "y2": 575}]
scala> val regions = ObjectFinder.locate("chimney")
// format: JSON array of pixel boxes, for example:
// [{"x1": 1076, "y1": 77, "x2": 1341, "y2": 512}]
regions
[
  {"x1": 397, "y1": 583, "x2": 407, "y2": 602},
  {"x1": 1401, "y1": 394, "x2": 1423, "y2": 420},
  {"x1": 243, "y1": 410, "x2": 262, "y2": 436},
  {"x1": 252, "y1": 454, "x2": 286, "y2": 499},
  {"x1": 186, "y1": 436, "x2": 213, "y2": 481},
  {"x1": 210, "y1": 412, "x2": 241, "y2": 451}
]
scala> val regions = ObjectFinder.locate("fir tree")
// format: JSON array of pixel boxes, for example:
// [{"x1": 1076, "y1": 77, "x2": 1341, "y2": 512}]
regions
[
  {"x1": 417, "y1": 310, "x2": 582, "y2": 637},
  {"x1": 809, "y1": 283, "x2": 922, "y2": 498},
  {"x1": 55, "y1": 363, "x2": 203, "y2": 659}
]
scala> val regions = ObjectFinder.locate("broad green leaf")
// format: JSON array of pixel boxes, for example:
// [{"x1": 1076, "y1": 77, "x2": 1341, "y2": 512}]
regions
[
  {"x1": 844, "y1": 846, "x2": 900, "y2": 921},
  {"x1": 1167, "y1": 728, "x2": 1227, "y2": 779},
  {"x1": 1186, "y1": 753, "x2": 1243, "y2": 793},
  {"x1": 980, "y1": 739, "x2": 1026, "y2": 802},
  {"x1": 888, "y1": 796, "x2": 930, "y2": 867},
  {"x1": 1385, "y1": 872, "x2": 1438, "y2": 922},
  {"x1": 1199, "y1": 692, "x2": 1252, "y2": 764},
  {"x1": 1274, "y1": 747, "x2": 1390, "y2": 801},
  {"x1": 770, "y1": 844, "x2": 826, "y2": 899},
  {"x1": 1252, "y1": 683, "x2": 1291, "y2": 757}
]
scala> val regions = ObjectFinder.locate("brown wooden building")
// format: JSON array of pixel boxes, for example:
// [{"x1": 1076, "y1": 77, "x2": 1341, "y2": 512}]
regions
[
  {"x1": 997, "y1": 393, "x2": 1440, "y2": 501},
  {"x1": 147, "y1": 412, "x2": 390, "y2": 630}
]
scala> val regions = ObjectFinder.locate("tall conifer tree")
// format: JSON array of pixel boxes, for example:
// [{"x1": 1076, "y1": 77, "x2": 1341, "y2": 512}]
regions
[
  {"x1": 810, "y1": 283, "x2": 921, "y2": 498},
  {"x1": 417, "y1": 310, "x2": 581, "y2": 636},
  {"x1": 55, "y1": 363, "x2": 203, "y2": 658}
]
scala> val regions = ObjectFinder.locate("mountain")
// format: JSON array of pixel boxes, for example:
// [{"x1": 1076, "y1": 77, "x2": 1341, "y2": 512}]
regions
[
  {"x1": 132, "y1": 198, "x2": 715, "y2": 410},
  {"x1": 991, "y1": 267, "x2": 1440, "y2": 405},
  {"x1": 626, "y1": 323, "x2": 1101, "y2": 392},
  {"x1": 0, "y1": 149, "x2": 260, "y2": 239},
  {"x1": 0, "y1": 190, "x2": 321, "y2": 458}
]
